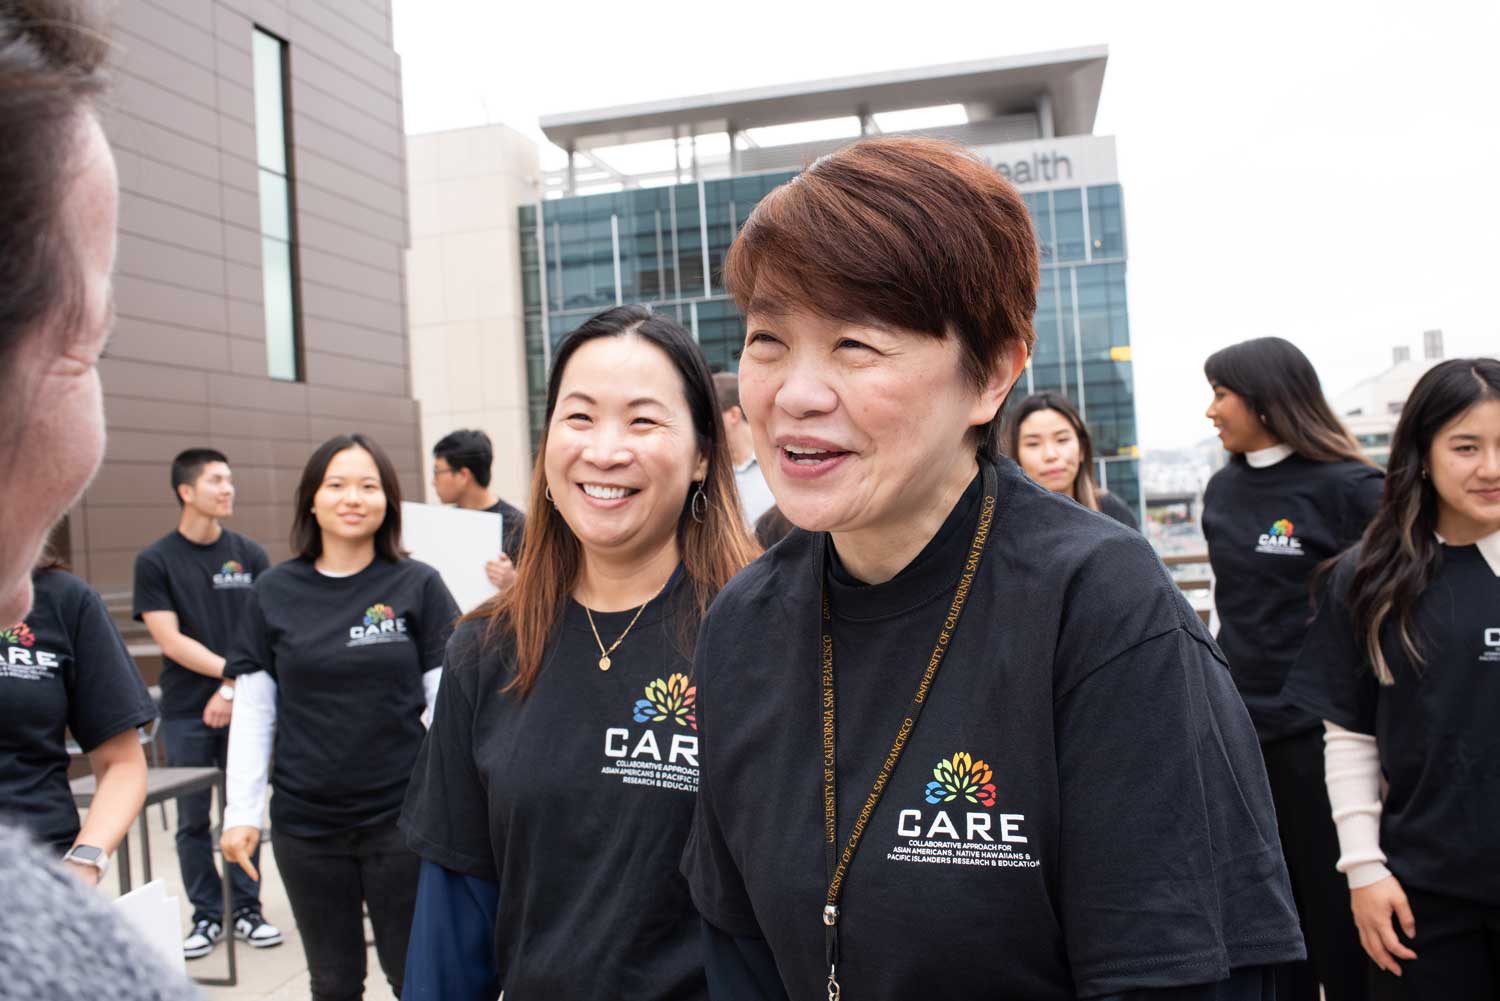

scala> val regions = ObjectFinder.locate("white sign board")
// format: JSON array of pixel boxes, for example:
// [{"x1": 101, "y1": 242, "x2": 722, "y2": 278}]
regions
[
  {"x1": 114, "y1": 880, "x2": 186, "y2": 976},
  {"x1": 400, "y1": 502, "x2": 502, "y2": 613},
  {"x1": 969, "y1": 134, "x2": 1119, "y2": 192}
]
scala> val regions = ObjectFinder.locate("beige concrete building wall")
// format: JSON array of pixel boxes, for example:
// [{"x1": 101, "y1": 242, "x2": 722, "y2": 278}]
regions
[{"x1": 406, "y1": 124, "x2": 539, "y2": 507}]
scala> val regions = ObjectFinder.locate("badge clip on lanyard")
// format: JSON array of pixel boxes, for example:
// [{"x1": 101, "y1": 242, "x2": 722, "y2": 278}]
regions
[{"x1": 818, "y1": 464, "x2": 998, "y2": 1000}]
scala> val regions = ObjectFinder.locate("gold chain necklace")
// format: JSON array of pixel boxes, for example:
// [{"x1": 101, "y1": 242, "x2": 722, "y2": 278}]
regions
[{"x1": 582, "y1": 580, "x2": 668, "y2": 671}]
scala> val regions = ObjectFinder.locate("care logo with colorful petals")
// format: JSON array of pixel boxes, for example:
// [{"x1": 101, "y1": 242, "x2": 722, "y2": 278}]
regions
[
  {"x1": 1, "y1": 623, "x2": 36, "y2": 648},
  {"x1": 924, "y1": 751, "x2": 997, "y2": 807},
  {"x1": 212, "y1": 559, "x2": 254, "y2": 590},
  {"x1": 1256, "y1": 515, "x2": 1304, "y2": 556},
  {"x1": 632, "y1": 673, "x2": 697, "y2": 730},
  {"x1": 347, "y1": 602, "x2": 408, "y2": 646}
]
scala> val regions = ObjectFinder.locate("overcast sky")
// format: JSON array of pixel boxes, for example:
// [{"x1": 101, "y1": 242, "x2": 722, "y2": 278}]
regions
[{"x1": 392, "y1": 0, "x2": 1498, "y2": 450}]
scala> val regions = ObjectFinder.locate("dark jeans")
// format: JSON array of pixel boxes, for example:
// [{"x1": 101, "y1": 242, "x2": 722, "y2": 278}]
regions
[
  {"x1": 1370, "y1": 887, "x2": 1500, "y2": 1001},
  {"x1": 273, "y1": 820, "x2": 419, "y2": 1001},
  {"x1": 1262, "y1": 728, "x2": 1370, "y2": 1001},
  {"x1": 160, "y1": 715, "x2": 261, "y2": 923}
]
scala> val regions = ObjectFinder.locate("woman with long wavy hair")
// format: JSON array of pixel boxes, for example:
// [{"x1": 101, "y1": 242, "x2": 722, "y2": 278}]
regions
[
  {"x1": 1200, "y1": 336, "x2": 1382, "y2": 1001},
  {"x1": 1289, "y1": 358, "x2": 1500, "y2": 999},
  {"x1": 399, "y1": 305, "x2": 758, "y2": 1000}
]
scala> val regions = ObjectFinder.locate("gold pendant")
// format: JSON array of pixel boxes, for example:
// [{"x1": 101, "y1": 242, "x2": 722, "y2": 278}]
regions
[{"x1": 598, "y1": 655, "x2": 612, "y2": 671}]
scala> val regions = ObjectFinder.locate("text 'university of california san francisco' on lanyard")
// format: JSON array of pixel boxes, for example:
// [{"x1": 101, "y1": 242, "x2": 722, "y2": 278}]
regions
[{"x1": 818, "y1": 464, "x2": 998, "y2": 1000}]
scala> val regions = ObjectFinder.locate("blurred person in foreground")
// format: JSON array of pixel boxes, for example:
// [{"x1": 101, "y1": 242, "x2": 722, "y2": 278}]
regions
[
  {"x1": 0, "y1": 0, "x2": 196, "y2": 997},
  {"x1": 1004, "y1": 390, "x2": 1139, "y2": 529},
  {"x1": 431, "y1": 428, "x2": 526, "y2": 591},
  {"x1": 1288, "y1": 358, "x2": 1500, "y2": 1000},
  {"x1": 681, "y1": 137, "x2": 1303, "y2": 1000}
]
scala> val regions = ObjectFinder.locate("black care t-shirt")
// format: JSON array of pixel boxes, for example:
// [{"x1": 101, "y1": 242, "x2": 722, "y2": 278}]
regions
[
  {"x1": 401, "y1": 569, "x2": 706, "y2": 1001},
  {"x1": 1201, "y1": 455, "x2": 1383, "y2": 741},
  {"x1": 485, "y1": 499, "x2": 526, "y2": 563},
  {"x1": 683, "y1": 458, "x2": 1303, "y2": 1001},
  {"x1": 133, "y1": 529, "x2": 270, "y2": 719},
  {"x1": 1286, "y1": 542, "x2": 1500, "y2": 906},
  {"x1": 225, "y1": 557, "x2": 458, "y2": 838},
  {"x1": 1, "y1": 570, "x2": 157, "y2": 851}
]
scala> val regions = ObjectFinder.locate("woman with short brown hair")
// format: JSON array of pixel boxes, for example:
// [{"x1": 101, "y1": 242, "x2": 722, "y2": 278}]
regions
[{"x1": 682, "y1": 137, "x2": 1304, "y2": 1000}]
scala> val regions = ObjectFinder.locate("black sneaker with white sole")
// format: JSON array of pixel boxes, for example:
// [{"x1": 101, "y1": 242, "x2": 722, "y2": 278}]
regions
[
  {"x1": 182, "y1": 918, "x2": 223, "y2": 959},
  {"x1": 233, "y1": 909, "x2": 283, "y2": 949}
]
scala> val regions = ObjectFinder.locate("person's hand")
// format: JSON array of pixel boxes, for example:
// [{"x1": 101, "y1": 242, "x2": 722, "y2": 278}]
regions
[
  {"x1": 1351, "y1": 875, "x2": 1417, "y2": 975},
  {"x1": 202, "y1": 690, "x2": 233, "y2": 728},
  {"x1": 63, "y1": 859, "x2": 102, "y2": 887},
  {"x1": 485, "y1": 553, "x2": 516, "y2": 591},
  {"x1": 221, "y1": 826, "x2": 261, "y2": 881}
]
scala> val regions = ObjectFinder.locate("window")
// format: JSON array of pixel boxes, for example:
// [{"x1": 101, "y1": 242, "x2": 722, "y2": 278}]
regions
[{"x1": 251, "y1": 29, "x2": 300, "y2": 381}]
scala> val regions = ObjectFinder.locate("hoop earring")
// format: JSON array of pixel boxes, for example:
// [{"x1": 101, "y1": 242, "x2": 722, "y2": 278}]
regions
[
  {"x1": 545, "y1": 486, "x2": 555, "y2": 503},
  {"x1": 690, "y1": 485, "x2": 707, "y2": 524}
]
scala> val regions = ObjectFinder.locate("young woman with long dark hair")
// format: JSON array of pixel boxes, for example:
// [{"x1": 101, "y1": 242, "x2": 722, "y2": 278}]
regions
[
  {"x1": 220, "y1": 434, "x2": 460, "y2": 1001},
  {"x1": 1201, "y1": 336, "x2": 1382, "y2": 1001},
  {"x1": 399, "y1": 305, "x2": 758, "y2": 1000},
  {"x1": 1004, "y1": 391, "x2": 1138, "y2": 528},
  {"x1": 1287, "y1": 358, "x2": 1500, "y2": 999}
]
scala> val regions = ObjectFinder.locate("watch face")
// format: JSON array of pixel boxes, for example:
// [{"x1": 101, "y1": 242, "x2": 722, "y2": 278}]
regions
[{"x1": 67, "y1": 845, "x2": 104, "y2": 863}]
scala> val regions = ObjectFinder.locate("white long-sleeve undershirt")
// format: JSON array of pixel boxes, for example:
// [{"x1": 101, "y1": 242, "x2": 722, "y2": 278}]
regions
[
  {"x1": 222, "y1": 667, "x2": 443, "y2": 832},
  {"x1": 1322, "y1": 720, "x2": 1391, "y2": 889}
]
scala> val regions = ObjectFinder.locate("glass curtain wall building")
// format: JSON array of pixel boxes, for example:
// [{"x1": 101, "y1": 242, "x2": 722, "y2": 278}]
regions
[{"x1": 521, "y1": 48, "x2": 1140, "y2": 512}]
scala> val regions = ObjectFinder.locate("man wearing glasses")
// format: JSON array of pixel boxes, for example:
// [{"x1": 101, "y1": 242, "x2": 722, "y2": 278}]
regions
[{"x1": 431, "y1": 430, "x2": 526, "y2": 592}]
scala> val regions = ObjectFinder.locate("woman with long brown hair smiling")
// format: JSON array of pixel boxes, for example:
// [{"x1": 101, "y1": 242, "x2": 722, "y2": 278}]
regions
[
  {"x1": 682, "y1": 138, "x2": 1302, "y2": 1000},
  {"x1": 400, "y1": 305, "x2": 757, "y2": 1000},
  {"x1": 1201, "y1": 336, "x2": 1382, "y2": 1001}
]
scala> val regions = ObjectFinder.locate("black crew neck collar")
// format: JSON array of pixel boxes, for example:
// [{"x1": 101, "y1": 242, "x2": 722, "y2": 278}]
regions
[
  {"x1": 294, "y1": 554, "x2": 390, "y2": 584},
  {"x1": 174, "y1": 527, "x2": 228, "y2": 550},
  {"x1": 824, "y1": 466, "x2": 984, "y2": 622}
]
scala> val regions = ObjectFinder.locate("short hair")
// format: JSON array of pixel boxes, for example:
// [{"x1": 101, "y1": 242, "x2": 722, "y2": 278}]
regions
[
  {"x1": 724, "y1": 137, "x2": 1038, "y2": 460},
  {"x1": 0, "y1": 1, "x2": 110, "y2": 429},
  {"x1": 711, "y1": 371, "x2": 740, "y2": 414},
  {"x1": 291, "y1": 434, "x2": 405, "y2": 563},
  {"x1": 433, "y1": 429, "x2": 493, "y2": 489},
  {"x1": 170, "y1": 448, "x2": 229, "y2": 506}
]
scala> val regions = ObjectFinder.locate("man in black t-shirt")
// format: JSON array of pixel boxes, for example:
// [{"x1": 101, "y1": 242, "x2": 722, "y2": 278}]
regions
[
  {"x1": 431, "y1": 429, "x2": 525, "y2": 590},
  {"x1": 133, "y1": 449, "x2": 280, "y2": 960}
]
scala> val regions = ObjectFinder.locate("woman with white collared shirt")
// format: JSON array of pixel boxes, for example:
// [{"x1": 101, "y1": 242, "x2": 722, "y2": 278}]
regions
[
  {"x1": 1286, "y1": 358, "x2": 1500, "y2": 1000},
  {"x1": 1201, "y1": 336, "x2": 1383, "y2": 1001}
]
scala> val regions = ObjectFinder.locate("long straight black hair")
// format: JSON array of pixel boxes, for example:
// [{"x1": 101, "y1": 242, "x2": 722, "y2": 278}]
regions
[
  {"x1": 1204, "y1": 337, "x2": 1372, "y2": 466},
  {"x1": 1345, "y1": 358, "x2": 1500, "y2": 683},
  {"x1": 1002, "y1": 391, "x2": 1100, "y2": 510},
  {"x1": 290, "y1": 433, "x2": 406, "y2": 563}
]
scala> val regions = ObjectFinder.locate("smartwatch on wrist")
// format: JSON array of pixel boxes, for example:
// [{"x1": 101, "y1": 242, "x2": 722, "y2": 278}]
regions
[
  {"x1": 61, "y1": 843, "x2": 110, "y2": 877},
  {"x1": 218, "y1": 683, "x2": 235, "y2": 702}
]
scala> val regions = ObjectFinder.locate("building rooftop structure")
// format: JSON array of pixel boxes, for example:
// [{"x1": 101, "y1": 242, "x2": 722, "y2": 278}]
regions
[{"x1": 536, "y1": 46, "x2": 1108, "y2": 195}]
